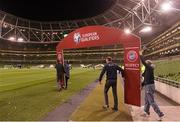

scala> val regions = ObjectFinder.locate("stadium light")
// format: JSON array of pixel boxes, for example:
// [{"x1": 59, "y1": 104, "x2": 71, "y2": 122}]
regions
[
  {"x1": 64, "y1": 34, "x2": 68, "y2": 37},
  {"x1": 124, "y1": 28, "x2": 131, "y2": 34},
  {"x1": 140, "y1": 26, "x2": 152, "y2": 33},
  {"x1": 17, "y1": 38, "x2": 24, "y2": 42},
  {"x1": 3, "y1": 23, "x2": 7, "y2": 28},
  {"x1": 8, "y1": 37, "x2": 16, "y2": 41},
  {"x1": 161, "y1": 2, "x2": 172, "y2": 12}
]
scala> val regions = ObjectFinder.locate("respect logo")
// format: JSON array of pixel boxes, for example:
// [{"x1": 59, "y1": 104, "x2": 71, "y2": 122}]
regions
[{"x1": 127, "y1": 50, "x2": 138, "y2": 62}]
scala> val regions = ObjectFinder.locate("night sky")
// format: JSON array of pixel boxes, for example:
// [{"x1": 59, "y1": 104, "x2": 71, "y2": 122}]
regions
[{"x1": 0, "y1": 0, "x2": 115, "y2": 21}]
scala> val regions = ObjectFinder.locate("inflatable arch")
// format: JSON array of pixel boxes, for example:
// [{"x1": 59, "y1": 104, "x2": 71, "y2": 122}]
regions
[{"x1": 56, "y1": 26, "x2": 141, "y2": 106}]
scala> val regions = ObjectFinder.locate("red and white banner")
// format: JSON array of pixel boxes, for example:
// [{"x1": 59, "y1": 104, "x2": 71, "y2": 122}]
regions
[{"x1": 124, "y1": 47, "x2": 141, "y2": 106}]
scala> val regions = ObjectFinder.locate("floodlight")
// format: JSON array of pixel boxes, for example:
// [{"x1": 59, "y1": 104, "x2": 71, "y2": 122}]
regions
[
  {"x1": 161, "y1": 2, "x2": 172, "y2": 12},
  {"x1": 64, "y1": 34, "x2": 68, "y2": 37},
  {"x1": 8, "y1": 37, "x2": 15, "y2": 41},
  {"x1": 17, "y1": 38, "x2": 24, "y2": 42},
  {"x1": 140, "y1": 26, "x2": 152, "y2": 33},
  {"x1": 124, "y1": 28, "x2": 131, "y2": 34},
  {"x1": 3, "y1": 23, "x2": 7, "y2": 28}
]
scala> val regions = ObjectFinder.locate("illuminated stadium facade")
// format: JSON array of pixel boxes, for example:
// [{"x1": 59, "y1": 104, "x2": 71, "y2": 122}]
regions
[
  {"x1": 144, "y1": 22, "x2": 180, "y2": 59},
  {"x1": 0, "y1": 0, "x2": 179, "y2": 65}
]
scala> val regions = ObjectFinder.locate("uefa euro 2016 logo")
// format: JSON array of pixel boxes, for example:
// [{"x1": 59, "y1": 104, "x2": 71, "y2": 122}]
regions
[
  {"x1": 74, "y1": 32, "x2": 81, "y2": 44},
  {"x1": 127, "y1": 50, "x2": 138, "y2": 62}
]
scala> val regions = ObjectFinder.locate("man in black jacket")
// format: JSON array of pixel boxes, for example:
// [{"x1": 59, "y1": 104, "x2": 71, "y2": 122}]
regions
[
  {"x1": 64, "y1": 60, "x2": 70, "y2": 89},
  {"x1": 55, "y1": 59, "x2": 66, "y2": 91},
  {"x1": 140, "y1": 50, "x2": 164, "y2": 120},
  {"x1": 99, "y1": 57, "x2": 124, "y2": 111}
]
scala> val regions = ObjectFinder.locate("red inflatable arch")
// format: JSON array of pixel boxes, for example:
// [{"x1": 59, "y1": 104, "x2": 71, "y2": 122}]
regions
[{"x1": 56, "y1": 26, "x2": 141, "y2": 106}]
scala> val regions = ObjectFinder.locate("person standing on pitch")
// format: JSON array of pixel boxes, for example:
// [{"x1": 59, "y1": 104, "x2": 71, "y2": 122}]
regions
[
  {"x1": 55, "y1": 59, "x2": 66, "y2": 91},
  {"x1": 64, "y1": 60, "x2": 70, "y2": 89},
  {"x1": 99, "y1": 57, "x2": 124, "y2": 111},
  {"x1": 140, "y1": 49, "x2": 164, "y2": 121}
]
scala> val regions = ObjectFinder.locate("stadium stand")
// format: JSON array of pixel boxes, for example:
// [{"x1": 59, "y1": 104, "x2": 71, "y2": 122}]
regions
[
  {"x1": 144, "y1": 21, "x2": 180, "y2": 60},
  {"x1": 0, "y1": 0, "x2": 179, "y2": 66},
  {"x1": 0, "y1": 38, "x2": 57, "y2": 65}
]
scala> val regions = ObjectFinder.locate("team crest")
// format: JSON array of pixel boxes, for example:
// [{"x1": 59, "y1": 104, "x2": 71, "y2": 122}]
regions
[{"x1": 127, "y1": 50, "x2": 138, "y2": 62}]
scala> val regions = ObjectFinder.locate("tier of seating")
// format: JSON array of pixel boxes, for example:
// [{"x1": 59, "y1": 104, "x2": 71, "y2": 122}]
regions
[
  {"x1": 0, "y1": 21, "x2": 179, "y2": 65},
  {"x1": 144, "y1": 21, "x2": 180, "y2": 60}
]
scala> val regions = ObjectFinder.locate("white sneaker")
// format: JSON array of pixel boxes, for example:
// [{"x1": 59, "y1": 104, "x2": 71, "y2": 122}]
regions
[
  {"x1": 102, "y1": 105, "x2": 109, "y2": 109},
  {"x1": 140, "y1": 112, "x2": 150, "y2": 117},
  {"x1": 157, "y1": 116, "x2": 163, "y2": 121}
]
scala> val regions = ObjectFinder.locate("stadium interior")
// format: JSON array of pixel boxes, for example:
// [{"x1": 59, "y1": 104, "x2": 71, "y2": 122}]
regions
[
  {"x1": 0, "y1": 0, "x2": 179, "y2": 67},
  {"x1": 0, "y1": 0, "x2": 179, "y2": 121}
]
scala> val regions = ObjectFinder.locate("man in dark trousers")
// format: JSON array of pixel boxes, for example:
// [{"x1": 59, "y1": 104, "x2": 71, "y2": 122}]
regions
[
  {"x1": 99, "y1": 57, "x2": 124, "y2": 111},
  {"x1": 55, "y1": 59, "x2": 66, "y2": 91},
  {"x1": 64, "y1": 60, "x2": 70, "y2": 89},
  {"x1": 140, "y1": 50, "x2": 164, "y2": 121}
]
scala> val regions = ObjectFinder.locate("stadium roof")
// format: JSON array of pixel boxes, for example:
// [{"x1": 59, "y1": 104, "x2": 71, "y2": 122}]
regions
[
  {"x1": 0, "y1": 0, "x2": 115, "y2": 21},
  {"x1": 0, "y1": 0, "x2": 179, "y2": 43}
]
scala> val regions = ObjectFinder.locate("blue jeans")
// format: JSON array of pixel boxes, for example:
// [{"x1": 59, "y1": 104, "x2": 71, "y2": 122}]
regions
[{"x1": 144, "y1": 84, "x2": 163, "y2": 117}]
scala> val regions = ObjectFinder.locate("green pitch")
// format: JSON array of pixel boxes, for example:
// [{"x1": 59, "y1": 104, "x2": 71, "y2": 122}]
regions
[
  {"x1": 154, "y1": 59, "x2": 180, "y2": 82},
  {"x1": 0, "y1": 68, "x2": 100, "y2": 120}
]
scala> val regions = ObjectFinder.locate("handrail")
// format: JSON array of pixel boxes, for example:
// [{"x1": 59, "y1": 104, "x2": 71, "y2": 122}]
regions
[{"x1": 155, "y1": 76, "x2": 180, "y2": 88}]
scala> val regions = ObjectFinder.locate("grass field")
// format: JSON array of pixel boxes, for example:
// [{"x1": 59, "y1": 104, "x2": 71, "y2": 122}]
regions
[
  {"x1": 154, "y1": 59, "x2": 180, "y2": 82},
  {"x1": 0, "y1": 68, "x2": 100, "y2": 121},
  {"x1": 70, "y1": 76, "x2": 132, "y2": 121},
  {"x1": 0, "y1": 59, "x2": 179, "y2": 120}
]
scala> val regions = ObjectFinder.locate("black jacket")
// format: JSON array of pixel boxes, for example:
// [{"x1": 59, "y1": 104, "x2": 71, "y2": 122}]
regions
[
  {"x1": 140, "y1": 55, "x2": 155, "y2": 86},
  {"x1": 55, "y1": 63, "x2": 66, "y2": 80},
  {"x1": 99, "y1": 62, "x2": 124, "y2": 81},
  {"x1": 64, "y1": 63, "x2": 70, "y2": 77}
]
